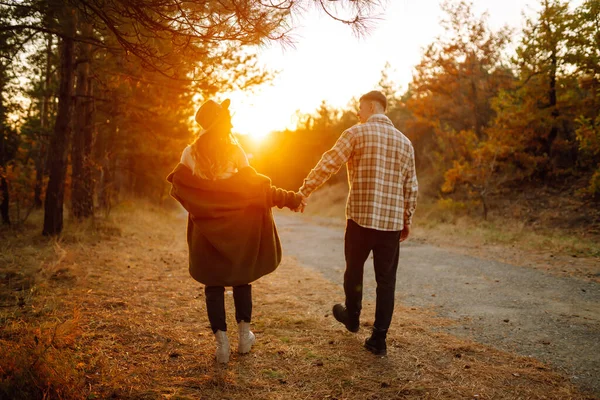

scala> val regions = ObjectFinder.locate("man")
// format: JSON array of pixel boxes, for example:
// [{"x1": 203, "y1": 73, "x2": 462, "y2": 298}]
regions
[{"x1": 297, "y1": 90, "x2": 418, "y2": 355}]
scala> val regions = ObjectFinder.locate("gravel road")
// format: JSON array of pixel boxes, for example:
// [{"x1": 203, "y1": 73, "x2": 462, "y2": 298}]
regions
[{"x1": 275, "y1": 213, "x2": 600, "y2": 396}]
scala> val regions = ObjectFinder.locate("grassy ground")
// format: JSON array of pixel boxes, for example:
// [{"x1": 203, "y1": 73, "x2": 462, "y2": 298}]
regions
[
  {"x1": 304, "y1": 182, "x2": 600, "y2": 283},
  {"x1": 0, "y1": 203, "x2": 596, "y2": 399}
]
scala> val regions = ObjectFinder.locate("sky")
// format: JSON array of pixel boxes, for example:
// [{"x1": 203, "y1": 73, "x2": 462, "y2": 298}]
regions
[{"x1": 223, "y1": 0, "x2": 578, "y2": 140}]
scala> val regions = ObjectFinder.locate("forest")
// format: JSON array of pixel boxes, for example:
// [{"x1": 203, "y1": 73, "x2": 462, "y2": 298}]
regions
[{"x1": 1, "y1": 0, "x2": 599, "y2": 234}]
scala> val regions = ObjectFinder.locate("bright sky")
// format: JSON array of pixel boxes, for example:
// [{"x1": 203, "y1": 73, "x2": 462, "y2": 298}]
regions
[{"x1": 224, "y1": 0, "x2": 578, "y2": 140}]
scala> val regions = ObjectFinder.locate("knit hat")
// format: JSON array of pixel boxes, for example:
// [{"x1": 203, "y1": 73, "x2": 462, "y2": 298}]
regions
[{"x1": 194, "y1": 99, "x2": 231, "y2": 130}]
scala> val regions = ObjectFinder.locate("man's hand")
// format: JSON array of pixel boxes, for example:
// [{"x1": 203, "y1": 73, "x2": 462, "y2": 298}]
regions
[
  {"x1": 293, "y1": 193, "x2": 307, "y2": 213},
  {"x1": 399, "y1": 225, "x2": 410, "y2": 242}
]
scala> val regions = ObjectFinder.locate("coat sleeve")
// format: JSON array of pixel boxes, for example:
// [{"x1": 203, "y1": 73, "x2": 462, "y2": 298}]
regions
[{"x1": 267, "y1": 186, "x2": 303, "y2": 209}]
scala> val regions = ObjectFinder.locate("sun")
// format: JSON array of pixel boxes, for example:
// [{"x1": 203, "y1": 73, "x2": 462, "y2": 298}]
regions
[
  {"x1": 233, "y1": 115, "x2": 273, "y2": 142},
  {"x1": 229, "y1": 101, "x2": 291, "y2": 142},
  {"x1": 222, "y1": 82, "x2": 332, "y2": 143}
]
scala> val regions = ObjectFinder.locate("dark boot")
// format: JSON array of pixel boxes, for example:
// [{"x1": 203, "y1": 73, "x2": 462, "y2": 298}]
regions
[
  {"x1": 332, "y1": 304, "x2": 360, "y2": 333},
  {"x1": 364, "y1": 327, "x2": 387, "y2": 355}
]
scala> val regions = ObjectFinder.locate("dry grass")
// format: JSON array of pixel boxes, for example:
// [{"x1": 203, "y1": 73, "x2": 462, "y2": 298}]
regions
[
  {"x1": 415, "y1": 197, "x2": 599, "y2": 255},
  {"x1": 0, "y1": 203, "x2": 596, "y2": 399}
]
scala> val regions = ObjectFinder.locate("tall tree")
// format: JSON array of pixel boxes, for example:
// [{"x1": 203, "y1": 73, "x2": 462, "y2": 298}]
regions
[
  {"x1": 71, "y1": 20, "x2": 94, "y2": 219},
  {"x1": 33, "y1": 31, "x2": 54, "y2": 209},
  {"x1": 410, "y1": 0, "x2": 512, "y2": 141},
  {"x1": 0, "y1": 8, "x2": 25, "y2": 225},
  {"x1": 406, "y1": 0, "x2": 512, "y2": 198},
  {"x1": 43, "y1": 5, "x2": 76, "y2": 235},
  {"x1": 505, "y1": 0, "x2": 572, "y2": 174},
  {"x1": 0, "y1": 72, "x2": 19, "y2": 225},
  {"x1": 568, "y1": 0, "x2": 600, "y2": 196},
  {"x1": 0, "y1": 34, "x2": 10, "y2": 225}
]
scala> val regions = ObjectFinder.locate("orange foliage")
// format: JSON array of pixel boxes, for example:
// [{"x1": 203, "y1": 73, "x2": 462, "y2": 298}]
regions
[
  {"x1": 1, "y1": 159, "x2": 39, "y2": 224},
  {"x1": 0, "y1": 310, "x2": 85, "y2": 399}
]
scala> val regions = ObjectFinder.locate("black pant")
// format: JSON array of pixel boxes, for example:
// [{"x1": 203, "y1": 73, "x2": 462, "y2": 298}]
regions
[
  {"x1": 205, "y1": 284, "x2": 252, "y2": 333},
  {"x1": 344, "y1": 219, "x2": 401, "y2": 332}
]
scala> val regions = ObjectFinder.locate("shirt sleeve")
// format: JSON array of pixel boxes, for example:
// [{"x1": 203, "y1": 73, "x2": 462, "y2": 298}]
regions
[
  {"x1": 403, "y1": 145, "x2": 418, "y2": 227},
  {"x1": 299, "y1": 129, "x2": 355, "y2": 197}
]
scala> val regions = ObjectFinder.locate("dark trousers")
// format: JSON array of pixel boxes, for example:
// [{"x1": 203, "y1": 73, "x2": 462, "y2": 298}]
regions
[
  {"x1": 205, "y1": 284, "x2": 252, "y2": 333},
  {"x1": 344, "y1": 219, "x2": 401, "y2": 332}
]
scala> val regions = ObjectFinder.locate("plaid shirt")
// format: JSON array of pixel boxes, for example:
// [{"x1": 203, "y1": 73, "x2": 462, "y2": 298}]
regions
[{"x1": 299, "y1": 114, "x2": 418, "y2": 231}]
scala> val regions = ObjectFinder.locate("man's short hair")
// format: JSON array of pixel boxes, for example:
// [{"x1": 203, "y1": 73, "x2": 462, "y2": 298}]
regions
[{"x1": 360, "y1": 90, "x2": 387, "y2": 112}]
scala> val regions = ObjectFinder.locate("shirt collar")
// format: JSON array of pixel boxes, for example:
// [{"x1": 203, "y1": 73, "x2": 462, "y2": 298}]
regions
[{"x1": 366, "y1": 113, "x2": 393, "y2": 125}]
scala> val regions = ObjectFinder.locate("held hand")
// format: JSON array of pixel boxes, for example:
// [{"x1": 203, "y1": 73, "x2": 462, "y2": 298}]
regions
[
  {"x1": 293, "y1": 193, "x2": 307, "y2": 213},
  {"x1": 399, "y1": 225, "x2": 410, "y2": 242}
]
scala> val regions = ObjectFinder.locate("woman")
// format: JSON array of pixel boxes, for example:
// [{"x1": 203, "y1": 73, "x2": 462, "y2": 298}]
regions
[{"x1": 167, "y1": 99, "x2": 303, "y2": 364}]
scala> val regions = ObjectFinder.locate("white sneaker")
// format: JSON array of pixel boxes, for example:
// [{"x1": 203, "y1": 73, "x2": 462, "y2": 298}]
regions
[
  {"x1": 238, "y1": 321, "x2": 256, "y2": 354},
  {"x1": 214, "y1": 330, "x2": 230, "y2": 363}
]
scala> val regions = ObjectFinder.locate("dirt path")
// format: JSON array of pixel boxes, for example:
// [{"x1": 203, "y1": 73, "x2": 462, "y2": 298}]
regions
[
  {"x1": 274, "y1": 213, "x2": 600, "y2": 396},
  {"x1": 2, "y1": 207, "x2": 597, "y2": 399}
]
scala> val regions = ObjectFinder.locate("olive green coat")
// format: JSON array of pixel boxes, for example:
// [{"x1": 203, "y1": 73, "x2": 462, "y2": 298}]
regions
[{"x1": 167, "y1": 164, "x2": 301, "y2": 286}]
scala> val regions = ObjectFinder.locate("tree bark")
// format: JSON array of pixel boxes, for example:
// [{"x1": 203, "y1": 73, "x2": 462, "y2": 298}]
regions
[
  {"x1": 470, "y1": 54, "x2": 482, "y2": 139},
  {"x1": 543, "y1": 46, "x2": 561, "y2": 180},
  {"x1": 0, "y1": 175, "x2": 9, "y2": 225},
  {"x1": 71, "y1": 22, "x2": 95, "y2": 219},
  {"x1": 34, "y1": 33, "x2": 53, "y2": 209},
  {"x1": 1, "y1": 37, "x2": 11, "y2": 225},
  {"x1": 541, "y1": 0, "x2": 559, "y2": 164},
  {"x1": 546, "y1": 49, "x2": 559, "y2": 155},
  {"x1": 96, "y1": 95, "x2": 118, "y2": 212},
  {"x1": 42, "y1": 8, "x2": 76, "y2": 236}
]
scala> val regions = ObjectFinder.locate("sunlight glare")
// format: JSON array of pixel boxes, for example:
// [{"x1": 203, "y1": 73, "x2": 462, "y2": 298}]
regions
[{"x1": 226, "y1": 91, "x2": 299, "y2": 142}]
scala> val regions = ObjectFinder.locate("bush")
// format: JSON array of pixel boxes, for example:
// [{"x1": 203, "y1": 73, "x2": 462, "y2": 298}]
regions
[{"x1": 0, "y1": 312, "x2": 85, "y2": 399}]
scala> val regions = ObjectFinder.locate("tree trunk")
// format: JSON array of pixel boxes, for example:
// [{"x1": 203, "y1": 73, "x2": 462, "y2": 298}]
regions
[
  {"x1": 42, "y1": 8, "x2": 76, "y2": 236},
  {"x1": 71, "y1": 22, "x2": 95, "y2": 219},
  {"x1": 480, "y1": 191, "x2": 488, "y2": 221},
  {"x1": 1, "y1": 175, "x2": 9, "y2": 225},
  {"x1": 33, "y1": 150, "x2": 46, "y2": 208},
  {"x1": 96, "y1": 96, "x2": 118, "y2": 213},
  {"x1": 1, "y1": 36, "x2": 11, "y2": 225},
  {"x1": 547, "y1": 49, "x2": 559, "y2": 153},
  {"x1": 34, "y1": 33, "x2": 53, "y2": 209},
  {"x1": 470, "y1": 55, "x2": 482, "y2": 139},
  {"x1": 544, "y1": 47, "x2": 561, "y2": 179}
]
